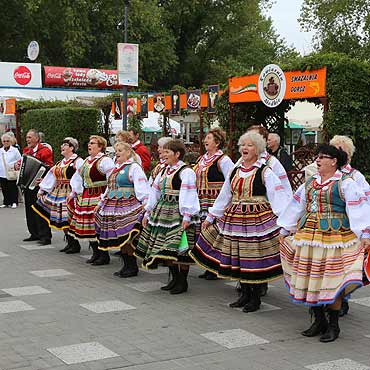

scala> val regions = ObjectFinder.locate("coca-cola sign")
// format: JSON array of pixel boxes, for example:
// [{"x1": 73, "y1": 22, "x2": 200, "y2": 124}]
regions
[
  {"x1": 0, "y1": 62, "x2": 42, "y2": 88},
  {"x1": 13, "y1": 66, "x2": 32, "y2": 85},
  {"x1": 44, "y1": 66, "x2": 122, "y2": 89}
]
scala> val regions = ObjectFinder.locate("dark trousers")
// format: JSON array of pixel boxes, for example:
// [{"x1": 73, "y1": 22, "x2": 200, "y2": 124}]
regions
[
  {"x1": 0, "y1": 177, "x2": 18, "y2": 206},
  {"x1": 24, "y1": 188, "x2": 52, "y2": 241}
]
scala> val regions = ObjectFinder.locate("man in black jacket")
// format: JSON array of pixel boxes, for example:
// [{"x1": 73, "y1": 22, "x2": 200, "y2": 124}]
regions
[{"x1": 267, "y1": 133, "x2": 293, "y2": 172}]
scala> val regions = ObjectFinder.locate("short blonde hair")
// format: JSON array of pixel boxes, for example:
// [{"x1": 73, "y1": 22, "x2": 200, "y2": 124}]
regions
[
  {"x1": 238, "y1": 132, "x2": 266, "y2": 157},
  {"x1": 90, "y1": 135, "x2": 107, "y2": 151},
  {"x1": 115, "y1": 130, "x2": 132, "y2": 144},
  {"x1": 114, "y1": 141, "x2": 139, "y2": 162},
  {"x1": 329, "y1": 135, "x2": 355, "y2": 161}
]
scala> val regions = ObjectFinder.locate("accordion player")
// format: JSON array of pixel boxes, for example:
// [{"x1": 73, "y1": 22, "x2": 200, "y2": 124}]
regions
[{"x1": 17, "y1": 154, "x2": 50, "y2": 191}]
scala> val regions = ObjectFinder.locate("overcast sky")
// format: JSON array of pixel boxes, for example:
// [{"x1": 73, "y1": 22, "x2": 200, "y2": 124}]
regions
[{"x1": 266, "y1": 0, "x2": 314, "y2": 55}]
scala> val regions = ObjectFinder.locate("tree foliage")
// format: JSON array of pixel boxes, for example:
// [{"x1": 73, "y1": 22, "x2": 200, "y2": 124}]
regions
[{"x1": 300, "y1": 0, "x2": 370, "y2": 60}]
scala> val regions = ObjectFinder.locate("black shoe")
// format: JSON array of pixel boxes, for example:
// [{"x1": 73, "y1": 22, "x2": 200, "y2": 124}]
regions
[
  {"x1": 113, "y1": 253, "x2": 129, "y2": 277},
  {"x1": 38, "y1": 239, "x2": 51, "y2": 246},
  {"x1": 339, "y1": 300, "x2": 349, "y2": 317},
  {"x1": 230, "y1": 283, "x2": 251, "y2": 308},
  {"x1": 60, "y1": 234, "x2": 74, "y2": 252},
  {"x1": 205, "y1": 271, "x2": 219, "y2": 280},
  {"x1": 302, "y1": 306, "x2": 328, "y2": 337},
  {"x1": 116, "y1": 255, "x2": 138, "y2": 277},
  {"x1": 91, "y1": 251, "x2": 110, "y2": 266},
  {"x1": 113, "y1": 251, "x2": 121, "y2": 256},
  {"x1": 86, "y1": 242, "x2": 100, "y2": 264},
  {"x1": 65, "y1": 238, "x2": 81, "y2": 254},
  {"x1": 23, "y1": 236, "x2": 39, "y2": 242},
  {"x1": 198, "y1": 271, "x2": 208, "y2": 279},
  {"x1": 242, "y1": 285, "x2": 261, "y2": 313},
  {"x1": 161, "y1": 266, "x2": 179, "y2": 291},
  {"x1": 170, "y1": 271, "x2": 188, "y2": 294},
  {"x1": 320, "y1": 309, "x2": 340, "y2": 343}
]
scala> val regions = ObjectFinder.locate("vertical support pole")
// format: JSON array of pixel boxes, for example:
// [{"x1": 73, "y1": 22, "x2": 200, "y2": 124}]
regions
[
  {"x1": 199, "y1": 109, "x2": 204, "y2": 155},
  {"x1": 229, "y1": 103, "x2": 235, "y2": 161}
]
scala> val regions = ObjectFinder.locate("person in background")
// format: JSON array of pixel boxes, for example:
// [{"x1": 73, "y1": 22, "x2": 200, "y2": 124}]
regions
[
  {"x1": 0, "y1": 133, "x2": 22, "y2": 208},
  {"x1": 267, "y1": 133, "x2": 293, "y2": 172},
  {"x1": 128, "y1": 128, "x2": 151, "y2": 173},
  {"x1": 149, "y1": 137, "x2": 172, "y2": 185},
  {"x1": 39, "y1": 132, "x2": 53, "y2": 153},
  {"x1": 278, "y1": 145, "x2": 370, "y2": 343},
  {"x1": 68, "y1": 135, "x2": 115, "y2": 265},
  {"x1": 194, "y1": 128, "x2": 234, "y2": 281},
  {"x1": 33, "y1": 138, "x2": 83, "y2": 253},
  {"x1": 190, "y1": 132, "x2": 289, "y2": 312}
]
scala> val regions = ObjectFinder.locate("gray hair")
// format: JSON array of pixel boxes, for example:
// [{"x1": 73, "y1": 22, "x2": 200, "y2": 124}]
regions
[
  {"x1": 157, "y1": 136, "x2": 172, "y2": 147},
  {"x1": 63, "y1": 137, "x2": 79, "y2": 152},
  {"x1": 27, "y1": 129, "x2": 40, "y2": 140},
  {"x1": 1, "y1": 133, "x2": 12, "y2": 142},
  {"x1": 238, "y1": 131, "x2": 266, "y2": 157},
  {"x1": 268, "y1": 132, "x2": 280, "y2": 146},
  {"x1": 329, "y1": 135, "x2": 355, "y2": 160}
]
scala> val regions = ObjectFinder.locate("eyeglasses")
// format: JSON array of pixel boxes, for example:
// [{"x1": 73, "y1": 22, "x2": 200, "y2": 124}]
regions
[
  {"x1": 316, "y1": 154, "x2": 334, "y2": 160},
  {"x1": 89, "y1": 141, "x2": 99, "y2": 145}
]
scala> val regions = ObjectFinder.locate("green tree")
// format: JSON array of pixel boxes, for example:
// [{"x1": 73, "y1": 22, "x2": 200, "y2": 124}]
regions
[{"x1": 299, "y1": 0, "x2": 370, "y2": 59}]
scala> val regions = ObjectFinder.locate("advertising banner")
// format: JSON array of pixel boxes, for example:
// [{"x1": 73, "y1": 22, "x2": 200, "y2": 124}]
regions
[
  {"x1": 170, "y1": 90, "x2": 180, "y2": 115},
  {"x1": 117, "y1": 43, "x2": 139, "y2": 86},
  {"x1": 153, "y1": 94, "x2": 165, "y2": 113},
  {"x1": 139, "y1": 94, "x2": 148, "y2": 118},
  {"x1": 113, "y1": 97, "x2": 122, "y2": 119},
  {"x1": 186, "y1": 90, "x2": 201, "y2": 111},
  {"x1": 229, "y1": 67, "x2": 327, "y2": 104},
  {"x1": 0, "y1": 62, "x2": 42, "y2": 88},
  {"x1": 207, "y1": 85, "x2": 219, "y2": 113},
  {"x1": 44, "y1": 66, "x2": 121, "y2": 88}
]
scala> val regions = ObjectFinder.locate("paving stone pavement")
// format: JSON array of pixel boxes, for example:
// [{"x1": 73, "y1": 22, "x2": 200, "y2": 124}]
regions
[{"x1": 1, "y1": 205, "x2": 370, "y2": 370}]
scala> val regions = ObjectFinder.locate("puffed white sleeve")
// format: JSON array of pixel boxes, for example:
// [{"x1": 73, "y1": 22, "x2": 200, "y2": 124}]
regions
[
  {"x1": 264, "y1": 167, "x2": 291, "y2": 217},
  {"x1": 219, "y1": 155, "x2": 235, "y2": 178},
  {"x1": 130, "y1": 163, "x2": 150, "y2": 205},
  {"x1": 144, "y1": 172, "x2": 162, "y2": 215},
  {"x1": 70, "y1": 160, "x2": 85, "y2": 196},
  {"x1": 277, "y1": 183, "x2": 306, "y2": 234},
  {"x1": 270, "y1": 157, "x2": 293, "y2": 197},
  {"x1": 341, "y1": 178, "x2": 370, "y2": 238},
  {"x1": 39, "y1": 166, "x2": 56, "y2": 193},
  {"x1": 8, "y1": 148, "x2": 22, "y2": 167},
  {"x1": 179, "y1": 168, "x2": 200, "y2": 221},
  {"x1": 206, "y1": 173, "x2": 233, "y2": 223},
  {"x1": 353, "y1": 170, "x2": 370, "y2": 202},
  {"x1": 99, "y1": 156, "x2": 115, "y2": 177}
]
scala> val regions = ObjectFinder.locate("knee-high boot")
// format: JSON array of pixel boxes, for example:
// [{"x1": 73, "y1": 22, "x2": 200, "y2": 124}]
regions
[
  {"x1": 65, "y1": 236, "x2": 81, "y2": 254},
  {"x1": 242, "y1": 284, "x2": 262, "y2": 313},
  {"x1": 161, "y1": 265, "x2": 179, "y2": 291},
  {"x1": 302, "y1": 306, "x2": 328, "y2": 337},
  {"x1": 92, "y1": 249, "x2": 110, "y2": 266},
  {"x1": 320, "y1": 309, "x2": 340, "y2": 343},
  {"x1": 170, "y1": 269, "x2": 188, "y2": 295},
  {"x1": 230, "y1": 283, "x2": 251, "y2": 308},
  {"x1": 86, "y1": 241, "x2": 100, "y2": 264},
  {"x1": 60, "y1": 234, "x2": 73, "y2": 252}
]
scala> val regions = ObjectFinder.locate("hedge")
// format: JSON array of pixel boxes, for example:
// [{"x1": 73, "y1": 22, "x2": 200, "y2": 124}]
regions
[{"x1": 22, "y1": 107, "x2": 101, "y2": 159}]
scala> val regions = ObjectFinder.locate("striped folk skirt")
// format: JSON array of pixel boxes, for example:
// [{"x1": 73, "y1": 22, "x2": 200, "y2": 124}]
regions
[
  {"x1": 280, "y1": 234, "x2": 364, "y2": 306},
  {"x1": 67, "y1": 186, "x2": 105, "y2": 240},
  {"x1": 95, "y1": 196, "x2": 143, "y2": 251},
  {"x1": 32, "y1": 183, "x2": 70, "y2": 230},
  {"x1": 190, "y1": 202, "x2": 283, "y2": 283},
  {"x1": 135, "y1": 197, "x2": 198, "y2": 268}
]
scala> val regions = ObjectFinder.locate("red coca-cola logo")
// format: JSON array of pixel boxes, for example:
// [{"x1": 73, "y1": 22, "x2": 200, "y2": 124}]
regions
[{"x1": 13, "y1": 66, "x2": 32, "y2": 85}]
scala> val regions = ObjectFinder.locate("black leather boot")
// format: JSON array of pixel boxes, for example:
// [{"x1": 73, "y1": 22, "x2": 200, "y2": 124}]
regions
[
  {"x1": 170, "y1": 271, "x2": 188, "y2": 294},
  {"x1": 260, "y1": 282, "x2": 268, "y2": 297},
  {"x1": 113, "y1": 253, "x2": 129, "y2": 277},
  {"x1": 86, "y1": 242, "x2": 100, "y2": 264},
  {"x1": 65, "y1": 237, "x2": 81, "y2": 254},
  {"x1": 60, "y1": 234, "x2": 73, "y2": 252},
  {"x1": 161, "y1": 265, "x2": 179, "y2": 290},
  {"x1": 92, "y1": 250, "x2": 110, "y2": 265},
  {"x1": 339, "y1": 300, "x2": 349, "y2": 317},
  {"x1": 230, "y1": 283, "x2": 251, "y2": 308},
  {"x1": 242, "y1": 284, "x2": 261, "y2": 313},
  {"x1": 119, "y1": 255, "x2": 139, "y2": 277},
  {"x1": 301, "y1": 306, "x2": 328, "y2": 337},
  {"x1": 320, "y1": 309, "x2": 340, "y2": 343}
]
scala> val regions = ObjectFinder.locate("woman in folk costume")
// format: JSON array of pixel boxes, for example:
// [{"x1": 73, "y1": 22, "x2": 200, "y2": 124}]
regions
[
  {"x1": 278, "y1": 145, "x2": 370, "y2": 343},
  {"x1": 95, "y1": 142, "x2": 149, "y2": 278},
  {"x1": 190, "y1": 132, "x2": 290, "y2": 312},
  {"x1": 135, "y1": 139, "x2": 200, "y2": 295},
  {"x1": 149, "y1": 137, "x2": 172, "y2": 185},
  {"x1": 68, "y1": 135, "x2": 115, "y2": 265},
  {"x1": 33, "y1": 138, "x2": 83, "y2": 253},
  {"x1": 193, "y1": 128, "x2": 234, "y2": 281}
]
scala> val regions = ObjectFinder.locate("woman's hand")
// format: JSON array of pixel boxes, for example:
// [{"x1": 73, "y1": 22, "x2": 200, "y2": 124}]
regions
[
  {"x1": 142, "y1": 216, "x2": 148, "y2": 228},
  {"x1": 361, "y1": 238, "x2": 370, "y2": 251},
  {"x1": 182, "y1": 220, "x2": 190, "y2": 230},
  {"x1": 202, "y1": 220, "x2": 212, "y2": 230}
]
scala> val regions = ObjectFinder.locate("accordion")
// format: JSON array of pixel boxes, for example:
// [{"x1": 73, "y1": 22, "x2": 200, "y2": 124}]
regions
[{"x1": 17, "y1": 154, "x2": 50, "y2": 191}]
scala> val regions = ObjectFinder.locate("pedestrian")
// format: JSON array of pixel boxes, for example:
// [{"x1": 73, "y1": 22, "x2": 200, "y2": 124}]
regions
[
  {"x1": 135, "y1": 139, "x2": 200, "y2": 294},
  {"x1": 267, "y1": 132, "x2": 293, "y2": 171},
  {"x1": 0, "y1": 133, "x2": 21, "y2": 208},
  {"x1": 32, "y1": 137, "x2": 83, "y2": 253},
  {"x1": 194, "y1": 128, "x2": 234, "y2": 281},
  {"x1": 68, "y1": 135, "x2": 115, "y2": 265},
  {"x1": 95, "y1": 142, "x2": 149, "y2": 278},
  {"x1": 278, "y1": 144, "x2": 370, "y2": 342},
  {"x1": 190, "y1": 132, "x2": 289, "y2": 312}
]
